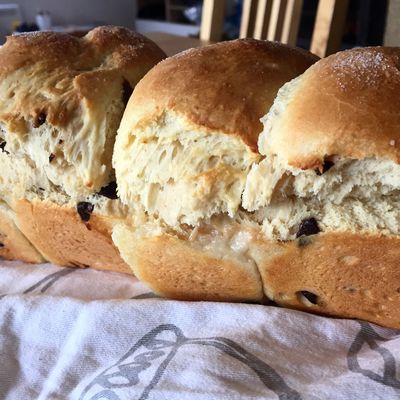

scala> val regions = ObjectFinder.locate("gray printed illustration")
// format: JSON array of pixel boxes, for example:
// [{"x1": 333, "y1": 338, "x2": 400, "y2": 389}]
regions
[
  {"x1": 0, "y1": 267, "x2": 77, "y2": 299},
  {"x1": 348, "y1": 321, "x2": 400, "y2": 389},
  {"x1": 3, "y1": 266, "x2": 400, "y2": 399},
  {"x1": 80, "y1": 324, "x2": 302, "y2": 400}
]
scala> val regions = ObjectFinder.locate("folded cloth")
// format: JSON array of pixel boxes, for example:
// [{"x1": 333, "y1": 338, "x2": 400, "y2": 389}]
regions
[{"x1": 0, "y1": 261, "x2": 399, "y2": 400}]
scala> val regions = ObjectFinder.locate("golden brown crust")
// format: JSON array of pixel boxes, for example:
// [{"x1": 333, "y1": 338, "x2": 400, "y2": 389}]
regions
[
  {"x1": 15, "y1": 199, "x2": 131, "y2": 274},
  {"x1": 267, "y1": 47, "x2": 400, "y2": 169},
  {"x1": 0, "y1": 206, "x2": 44, "y2": 263},
  {"x1": 127, "y1": 39, "x2": 318, "y2": 152},
  {"x1": 250, "y1": 232, "x2": 400, "y2": 329},
  {"x1": 114, "y1": 227, "x2": 264, "y2": 302},
  {"x1": 114, "y1": 222, "x2": 400, "y2": 328},
  {"x1": 0, "y1": 25, "x2": 164, "y2": 76},
  {"x1": 0, "y1": 26, "x2": 165, "y2": 129}
]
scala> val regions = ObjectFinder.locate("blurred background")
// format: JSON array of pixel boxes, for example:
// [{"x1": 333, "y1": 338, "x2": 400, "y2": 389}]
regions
[{"x1": 0, "y1": 0, "x2": 397, "y2": 57}]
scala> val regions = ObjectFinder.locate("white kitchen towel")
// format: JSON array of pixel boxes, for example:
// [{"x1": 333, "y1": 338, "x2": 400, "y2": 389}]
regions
[{"x1": 0, "y1": 261, "x2": 400, "y2": 400}]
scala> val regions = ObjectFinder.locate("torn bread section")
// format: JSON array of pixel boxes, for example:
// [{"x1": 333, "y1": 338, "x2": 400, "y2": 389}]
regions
[
  {"x1": 114, "y1": 39, "x2": 318, "y2": 229},
  {"x1": 115, "y1": 111, "x2": 259, "y2": 228},
  {"x1": 243, "y1": 155, "x2": 400, "y2": 241},
  {"x1": 111, "y1": 39, "x2": 319, "y2": 302},
  {"x1": 0, "y1": 27, "x2": 166, "y2": 198},
  {"x1": 0, "y1": 27, "x2": 165, "y2": 268},
  {"x1": 242, "y1": 46, "x2": 400, "y2": 241},
  {"x1": 112, "y1": 214, "x2": 264, "y2": 302}
]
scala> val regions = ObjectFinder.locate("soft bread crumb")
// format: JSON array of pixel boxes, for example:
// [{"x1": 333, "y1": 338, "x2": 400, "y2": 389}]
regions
[
  {"x1": 0, "y1": 27, "x2": 165, "y2": 199},
  {"x1": 115, "y1": 111, "x2": 259, "y2": 227},
  {"x1": 243, "y1": 154, "x2": 400, "y2": 240}
]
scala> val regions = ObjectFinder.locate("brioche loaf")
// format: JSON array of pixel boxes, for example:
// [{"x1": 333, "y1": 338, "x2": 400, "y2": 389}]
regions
[
  {"x1": 114, "y1": 44, "x2": 400, "y2": 328},
  {"x1": 0, "y1": 26, "x2": 165, "y2": 268},
  {"x1": 244, "y1": 47, "x2": 400, "y2": 328},
  {"x1": 112, "y1": 39, "x2": 318, "y2": 302},
  {"x1": 3, "y1": 29, "x2": 398, "y2": 329}
]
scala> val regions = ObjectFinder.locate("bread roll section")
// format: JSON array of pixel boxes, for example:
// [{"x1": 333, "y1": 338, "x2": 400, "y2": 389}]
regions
[
  {"x1": 113, "y1": 39, "x2": 318, "y2": 303},
  {"x1": 1, "y1": 29, "x2": 399, "y2": 329},
  {"x1": 243, "y1": 47, "x2": 400, "y2": 328},
  {"x1": 0, "y1": 26, "x2": 165, "y2": 268}
]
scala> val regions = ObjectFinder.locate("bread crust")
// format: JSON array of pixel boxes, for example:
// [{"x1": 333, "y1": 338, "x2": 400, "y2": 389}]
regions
[
  {"x1": 0, "y1": 205, "x2": 44, "y2": 263},
  {"x1": 249, "y1": 232, "x2": 400, "y2": 328},
  {"x1": 123, "y1": 39, "x2": 318, "y2": 152},
  {"x1": 0, "y1": 25, "x2": 165, "y2": 129},
  {"x1": 113, "y1": 225, "x2": 264, "y2": 302},
  {"x1": 265, "y1": 47, "x2": 400, "y2": 169},
  {"x1": 114, "y1": 227, "x2": 400, "y2": 328},
  {"x1": 16, "y1": 199, "x2": 131, "y2": 274}
]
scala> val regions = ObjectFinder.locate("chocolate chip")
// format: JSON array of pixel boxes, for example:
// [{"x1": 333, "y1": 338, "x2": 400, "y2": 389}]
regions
[
  {"x1": 33, "y1": 112, "x2": 46, "y2": 128},
  {"x1": 297, "y1": 290, "x2": 319, "y2": 305},
  {"x1": 98, "y1": 181, "x2": 118, "y2": 199},
  {"x1": 77, "y1": 202, "x2": 94, "y2": 222},
  {"x1": 0, "y1": 243, "x2": 4, "y2": 248},
  {"x1": 0, "y1": 141, "x2": 8, "y2": 154},
  {"x1": 316, "y1": 160, "x2": 334, "y2": 175},
  {"x1": 38, "y1": 187, "x2": 45, "y2": 191},
  {"x1": 296, "y1": 217, "x2": 320, "y2": 238},
  {"x1": 122, "y1": 79, "x2": 133, "y2": 106},
  {"x1": 49, "y1": 153, "x2": 55, "y2": 163},
  {"x1": 58, "y1": 139, "x2": 63, "y2": 145}
]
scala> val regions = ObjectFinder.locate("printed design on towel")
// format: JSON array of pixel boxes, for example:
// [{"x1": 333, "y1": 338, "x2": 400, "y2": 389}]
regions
[
  {"x1": 348, "y1": 321, "x2": 400, "y2": 388},
  {"x1": 0, "y1": 267, "x2": 77, "y2": 298},
  {"x1": 80, "y1": 323, "x2": 301, "y2": 400}
]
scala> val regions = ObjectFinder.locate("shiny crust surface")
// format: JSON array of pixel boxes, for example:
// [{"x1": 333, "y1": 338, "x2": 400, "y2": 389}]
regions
[
  {"x1": 267, "y1": 47, "x2": 400, "y2": 169},
  {"x1": 0, "y1": 26, "x2": 165, "y2": 129},
  {"x1": 126, "y1": 39, "x2": 318, "y2": 152}
]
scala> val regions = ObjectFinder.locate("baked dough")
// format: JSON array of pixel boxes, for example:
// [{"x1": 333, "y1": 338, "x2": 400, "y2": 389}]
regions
[{"x1": 0, "y1": 26, "x2": 165, "y2": 269}]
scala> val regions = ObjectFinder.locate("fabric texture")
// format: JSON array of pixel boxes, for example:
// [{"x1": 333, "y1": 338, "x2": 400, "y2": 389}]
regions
[{"x1": 0, "y1": 261, "x2": 399, "y2": 400}]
